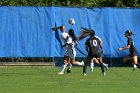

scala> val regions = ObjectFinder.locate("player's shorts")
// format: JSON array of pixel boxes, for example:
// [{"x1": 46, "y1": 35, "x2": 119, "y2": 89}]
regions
[
  {"x1": 65, "y1": 49, "x2": 76, "y2": 59},
  {"x1": 87, "y1": 51, "x2": 101, "y2": 59},
  {"x1": 87, "y1": 54, "x2": 93, "y2": 59},
  {"x1": 129, "y1": 50, "x2": 138, "y2": 57}
]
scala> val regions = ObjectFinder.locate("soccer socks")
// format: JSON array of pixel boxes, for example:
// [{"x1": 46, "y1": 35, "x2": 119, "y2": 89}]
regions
[
  {"x1": 133, "y1": 64, "x2": 137, "y2": 68},
  {"x1": 67, "y1": 62, "x2": 72, "y2": 70},
  {"x1": 90, "y1": 61, "x2": 94, "y2": 72},
  {"x1": 77, "y1": 62, "x2": 82, "y2": 65},
  {"x1": 100, "y1": 63, "x2": 105, "y2": 73},
  {"x1": 103, "y1": 63, "x2": 106, "y2": 66},
  {"x1": 83, "y1": 63, "x2": 88, "y2": 74},
  {"x1": 103, "y1": 62, "x2": 108, "y2": 70},
  {"x1": 76, "y1": 61, "x2": 84, "y2": 66},
  {"x1": 135, "y1": 64, "x2": 140, "y2": 69},
  {"x1": 61, "y1": 64, "x2": 67, "y2": 73},
  {"x1": 58, "y1": 64, "x2": 67, "y2": 74}
]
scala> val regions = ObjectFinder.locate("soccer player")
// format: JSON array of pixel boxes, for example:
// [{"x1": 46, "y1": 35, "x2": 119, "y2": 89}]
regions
[
  {"x1": 79, "y1": 28, "x2": 108, "y2": 72},
  {"x1": 57, "y1": 29, "x2": 84, "y2": 75},
  {"x1": 118, "y1": 30, "x2": 140, "y2": 70},
  {"x1": 83, "y1": 30, "x2": 105, "y2": 76},
  {"x1": 59, "y1": 26, "x2": 73, "y2": 73},
  {"x1": 52, "y1": 26, "x2": 73, "y2": 73}
]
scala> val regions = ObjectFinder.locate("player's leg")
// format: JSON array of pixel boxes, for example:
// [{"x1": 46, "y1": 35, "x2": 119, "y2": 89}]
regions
[
  {"x1": 133, "y1": 56, "x2": 140, "y2": 69},
  {"x1": 83, "y1": 58, "x2": 92, "y2": 76},
  {"x1": 131, "y1": 52, "x2": 140, "y2": 70},
  {"x1": 70, "y1": 59, "x2": 84, "y2": 66},
  {"x1": 123, "y1": 56, "x2": 137, "y2": 70},
  {"x1": 102, "y1": 62, "x2": 108, "y2": 70},
  {"x1": 67, "y1": 62, "x2": 72, "y2": 73},
  {"x1": 67, "y1": 49, "x2": 76, "y2": 73},
  {"x1": 90, "y1": 60, "x2": 94, "y2": 72},
  {"x1": 123, "y1": 56, "x2": 132, "y2": 63},
  {"x1": 58, "y1": 56, "x2": 69, "y2": 74},
  {"x1": 94, "y1": 58, "x2": 108, "y2": 70},
  {"x1": 98, "y1": 57, "x2": 105, "y2": 75},
  {"x1": 70, "y1": 50, "x2": 84, "y2": 66}
]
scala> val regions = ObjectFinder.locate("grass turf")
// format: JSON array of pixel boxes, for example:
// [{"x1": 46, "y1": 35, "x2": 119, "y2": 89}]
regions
[{"x1": 0, "y1": 66, "x2": 139, "y2": 93}]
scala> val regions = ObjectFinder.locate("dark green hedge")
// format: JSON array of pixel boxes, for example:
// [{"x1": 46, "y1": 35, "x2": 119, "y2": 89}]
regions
[
  {"x1": 0, "y1": 0, "x2": 140, "y2": 7},
  {"x1": 0, "y1": 57, "x2": 53, "y2": 62}
]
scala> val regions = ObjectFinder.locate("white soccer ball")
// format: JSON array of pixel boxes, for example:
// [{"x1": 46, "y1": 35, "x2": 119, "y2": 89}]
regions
[{"x1": 69, "y1": 19, "x2": 75, "y2": 25}]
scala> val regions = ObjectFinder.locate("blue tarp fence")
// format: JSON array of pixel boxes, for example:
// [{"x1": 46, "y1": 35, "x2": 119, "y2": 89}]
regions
[{"x1": 0, "y1": 7, "x2": 140, "y2": 57}]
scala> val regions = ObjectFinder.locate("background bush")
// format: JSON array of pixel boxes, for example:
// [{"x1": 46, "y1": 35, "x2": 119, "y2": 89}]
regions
[{"x1": 0, "y1": 0, "x2": 140, "y2": 7}]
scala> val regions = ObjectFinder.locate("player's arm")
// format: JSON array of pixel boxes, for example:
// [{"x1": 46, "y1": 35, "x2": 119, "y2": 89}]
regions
[
  {"x1": 95, "y1": 36, "x2": 104, "y2": 53},
  {"x1": 85, "y1": 45, "x2": 89, "y2": 52},
  {"x1": 52, "y1": 26, "x2": 61, "y2": 31},
  {"x1": 119, "y1": 38, "x2": 131, "y2": 50},
  {"x1": 118, "y1": 45, "x2": 130, "y2": 50},
  {"x1": 62, "y1": 35, "x2": 69, "y2": 41},
  {"x1": 99, "y1": 40, "x2": 104, "y2": 54}
]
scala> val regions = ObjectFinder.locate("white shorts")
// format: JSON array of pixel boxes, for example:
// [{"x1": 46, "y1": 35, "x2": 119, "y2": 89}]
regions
[{"x1": 65, "y1": 49, "x2": 76, "y2": 59}]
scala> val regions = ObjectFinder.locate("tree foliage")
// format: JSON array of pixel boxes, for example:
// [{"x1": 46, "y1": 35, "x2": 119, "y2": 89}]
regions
[{"x1": 0, "y1": 0, "x2": 139, "y2": 7}]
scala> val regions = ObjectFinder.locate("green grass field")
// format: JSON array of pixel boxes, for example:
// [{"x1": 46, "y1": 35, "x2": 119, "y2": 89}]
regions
[{"x1": 0, "y1": 66, "x2": 139, "y2": 93}]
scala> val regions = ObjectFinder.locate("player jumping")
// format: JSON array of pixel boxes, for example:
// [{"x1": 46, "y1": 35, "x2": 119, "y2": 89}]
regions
[{"x1": 57, "y1": 29, "x2": 84, "y2": 74}]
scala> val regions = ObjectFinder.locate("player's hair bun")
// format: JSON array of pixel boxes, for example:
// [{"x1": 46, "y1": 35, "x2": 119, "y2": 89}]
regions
[{"x1": 125, "y1": 30, "x2": 135, "y2": 36}]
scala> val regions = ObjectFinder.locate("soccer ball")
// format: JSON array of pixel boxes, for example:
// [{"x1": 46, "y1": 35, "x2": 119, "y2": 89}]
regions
[{"x1": 69, "y1": 19, "x2": 75, "y2": 25}]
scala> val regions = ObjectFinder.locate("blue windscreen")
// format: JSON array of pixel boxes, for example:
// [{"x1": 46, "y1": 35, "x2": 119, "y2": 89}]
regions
[{"x1": 0, "y1": 7, "x2": 139, "y2": 57}]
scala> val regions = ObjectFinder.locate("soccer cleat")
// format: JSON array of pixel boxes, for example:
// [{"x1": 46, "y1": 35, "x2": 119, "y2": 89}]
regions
[
  {"x1": 83, "y1": 73, "x2": 86, "y2": 76},
  {"x1": 102, "y1": 72, "x2": 106, "y2": 76},
  {"x1": 133, "y1": 64, "x2": 137, "y2": 71},
  {"x1": 105, "y1": 64, "x2": 109, "y2": 70},
  {"x1": 57, "y1": 72, "x2": 64, "y2": 75},
  {"x1": 81, "y1": 61, "x2": 84, "y2": 66},
  {"x1": 67, "y1": 69, "x2": 71, "y2": 73}
]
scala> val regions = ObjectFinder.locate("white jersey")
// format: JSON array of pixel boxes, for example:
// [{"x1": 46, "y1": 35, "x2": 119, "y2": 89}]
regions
[
  {"x1": 61, "y1": 32, "x2": 76, "y2": 59},
  {"x1": 61, "y1": 32, "x2": 69, "y2": 43},
  {"x1": 65, "y1": 37, "x2": 76, "y2": 59},
  {"x1": 61, "y1": 32, "x2": 69, "y2": 54}
]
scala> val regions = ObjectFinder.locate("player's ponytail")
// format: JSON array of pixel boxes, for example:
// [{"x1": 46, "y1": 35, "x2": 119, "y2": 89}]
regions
[
  {"x1": 69, "y1": 29, "x2": 77, "y2": 42},
  {"x1": 78, "y1": 28, "x2": 95, "y2": 40}
]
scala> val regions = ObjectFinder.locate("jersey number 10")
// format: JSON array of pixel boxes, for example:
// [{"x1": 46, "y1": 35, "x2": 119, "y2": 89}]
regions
[{"x1": 90, "y1": 40, "x2": 97, "y2": 47}]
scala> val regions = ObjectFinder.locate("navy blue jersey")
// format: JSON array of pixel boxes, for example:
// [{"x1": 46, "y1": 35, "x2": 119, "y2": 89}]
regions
[
  {"x1": 85, "y1": 36, "x2": 101, "y2": 54},
  {"x1": 127, "y1": 38, "x2": 138, "y2": 56}
]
